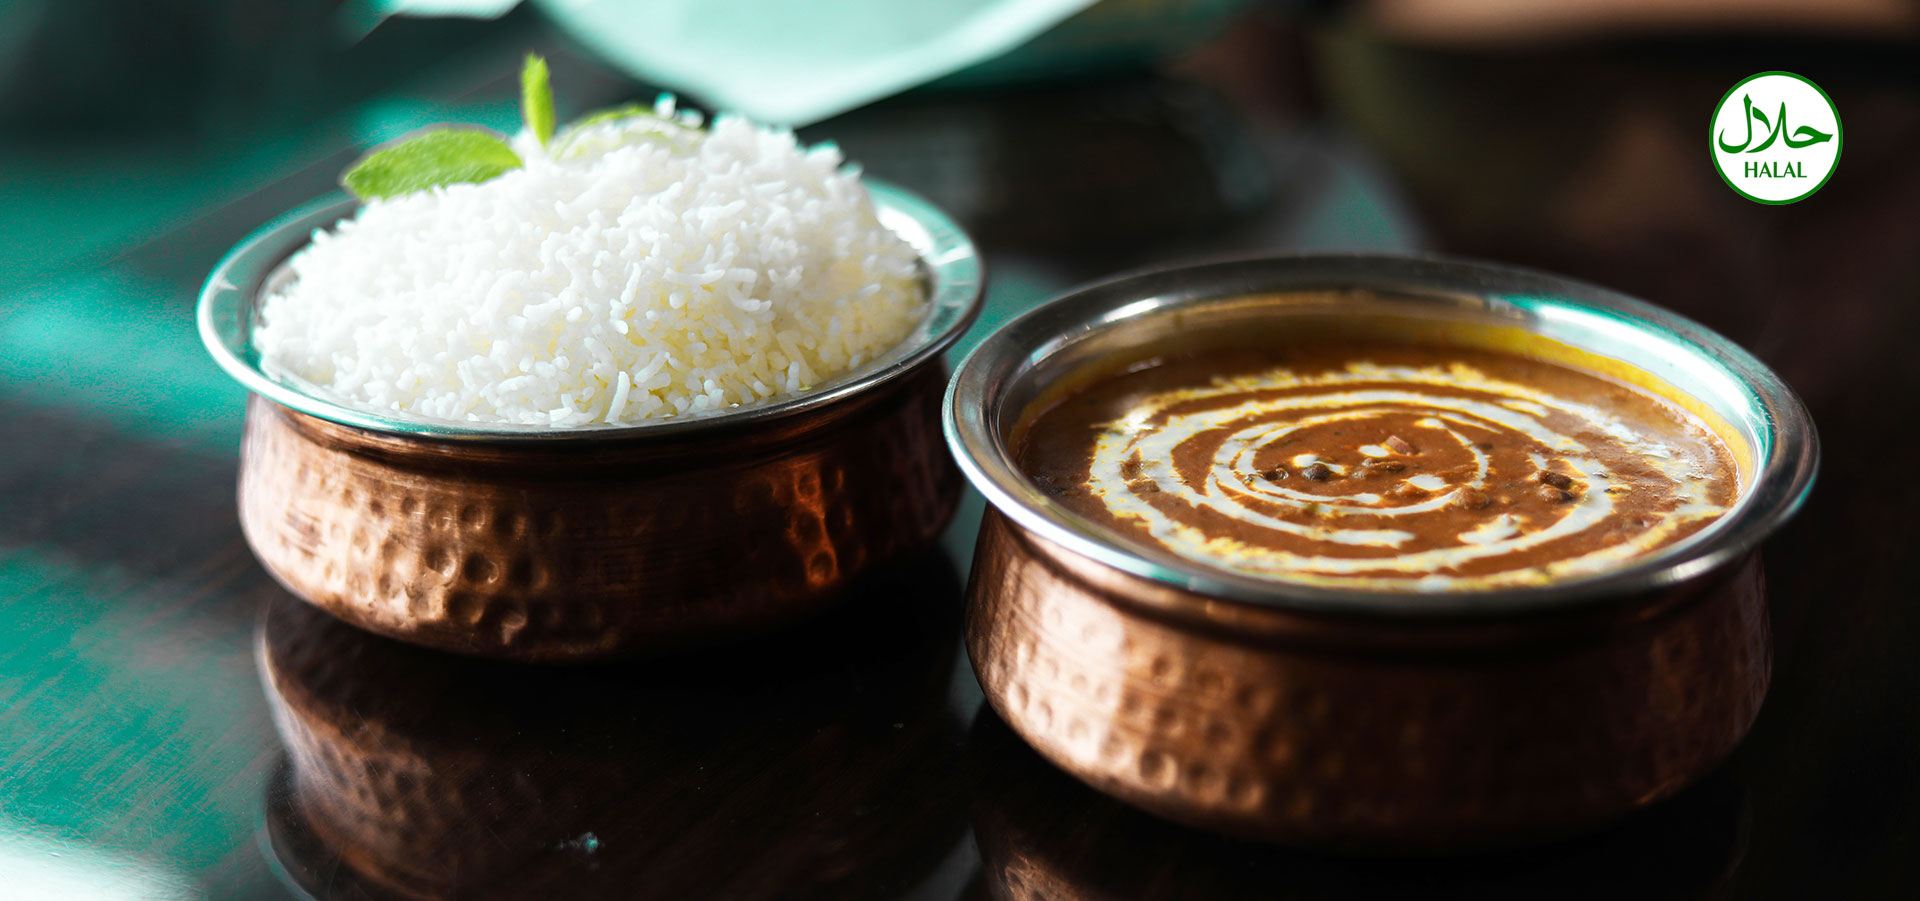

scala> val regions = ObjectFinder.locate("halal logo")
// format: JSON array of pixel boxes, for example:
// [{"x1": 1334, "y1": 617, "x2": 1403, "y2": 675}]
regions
[{"x1": 1711, "y1": 72, "x2": 1842, "y2": 204}]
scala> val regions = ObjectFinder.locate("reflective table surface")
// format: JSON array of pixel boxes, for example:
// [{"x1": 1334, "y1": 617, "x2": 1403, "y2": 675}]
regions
[{"x1": 3, "y1": 11, "x2": 1917, "y2": 899}]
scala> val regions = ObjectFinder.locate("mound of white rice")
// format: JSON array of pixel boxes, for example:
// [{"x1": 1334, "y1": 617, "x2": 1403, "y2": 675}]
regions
[{"x1": 254, "y1": 113, "x2": 926, "y2": 426}]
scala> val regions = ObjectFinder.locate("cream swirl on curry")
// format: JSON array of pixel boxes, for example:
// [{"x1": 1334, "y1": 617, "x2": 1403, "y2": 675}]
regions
[{"x1": 1017, "y1": 342, "x2": 1740, "y2": 590}]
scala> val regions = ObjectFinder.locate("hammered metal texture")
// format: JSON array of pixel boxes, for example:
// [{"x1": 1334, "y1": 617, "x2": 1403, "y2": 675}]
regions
[
  {"x1": 238, "y1": 362, "x2": 958, "y2": 661},
  {"x1": 965, "y1": 510, "x2": 1770, "y2": 849},
  {"x1": 258, "y1": 571, "x2": 966, "y2": 898},
  {"x1": 963, "y1": 708, "x2": 1749, "y2": 900}
]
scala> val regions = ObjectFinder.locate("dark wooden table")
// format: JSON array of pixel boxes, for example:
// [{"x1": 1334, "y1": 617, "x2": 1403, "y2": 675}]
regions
[{"x1": 3, "y1": 18, "x2": 1916, "y2": 900}]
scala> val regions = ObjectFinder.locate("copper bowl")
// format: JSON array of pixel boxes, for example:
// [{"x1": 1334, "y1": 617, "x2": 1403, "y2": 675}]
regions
[
  {"x1": 200, "y1": 184, "x2": 980, "y2": 661},
  {"x1": 944, "y1": 254, "x2": 1816, "y2": 849}
]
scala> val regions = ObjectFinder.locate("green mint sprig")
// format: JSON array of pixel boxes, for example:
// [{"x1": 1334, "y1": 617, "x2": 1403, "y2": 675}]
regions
[
  {"x1": 340, "y1": 53, "x2": 701, "y2": 202},
  {"x1": 341, "y1": 128, "x2": 523, "y2": 202},
  {"x1": 552, "y1": 98, "x2": 703, "y2": 162},
  {"x1": 520, "y1": 52, "x2": 555, "y2": 148},
  {"x1": 564, "y1": 103, "x2": 654, "y2": 132}
]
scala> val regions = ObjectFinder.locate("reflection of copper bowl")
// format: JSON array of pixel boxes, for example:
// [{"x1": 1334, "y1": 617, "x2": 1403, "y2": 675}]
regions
[
  {"x1": 966, "y1": 709, "x2": 1749, "y2": 900},
  {"x1": 259, "y1": 553, "x2": 970, "y2": 899},
  {"x1": 200, "y1": 186, "x2": 980, "y2": 661},
  {"x1": 946, "y1": 255, "x2": 1816, "y2": 849}
]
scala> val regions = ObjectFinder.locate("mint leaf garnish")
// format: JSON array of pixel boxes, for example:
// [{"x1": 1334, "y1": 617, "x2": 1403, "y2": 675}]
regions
[
  {"x1": 566, "y1": 103, "x2": 656, "y2": 132},
  {"x1": 521, "y1": 53, "x2": 555, "y2": 148},
  {"x1": 341, "y1": 128, "x2": 523, "y2": 201},
  {"x1": 552, "y1": 101, "x2": 704, "y2": 162}
]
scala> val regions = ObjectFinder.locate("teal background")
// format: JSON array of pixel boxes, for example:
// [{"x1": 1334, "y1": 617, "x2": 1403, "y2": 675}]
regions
[{"x1": 0, "y1": 11, "x2": 609, "y2": 896}]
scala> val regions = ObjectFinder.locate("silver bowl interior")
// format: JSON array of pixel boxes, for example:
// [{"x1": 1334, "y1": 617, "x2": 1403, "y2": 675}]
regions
[
  {"x1": 198, "y1": 180, "x2": 981, "y2": 443},
  {"x1": 944, "y1": 254, "x2": 1819, "y2": 617}
]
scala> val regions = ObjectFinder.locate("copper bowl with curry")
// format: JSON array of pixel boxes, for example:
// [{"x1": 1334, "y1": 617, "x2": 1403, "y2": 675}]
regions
[
  {"x1": 199, "y1": 186, "x2": 980, "y2": 662},
  {"x1": 944, "y1": 254, "x2": 1816, "y2": 849}
]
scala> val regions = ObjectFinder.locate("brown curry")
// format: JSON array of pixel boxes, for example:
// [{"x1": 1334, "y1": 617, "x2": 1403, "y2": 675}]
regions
[{"x1": 1016, "y1": 340, "x2": 1741, "y2": 590}]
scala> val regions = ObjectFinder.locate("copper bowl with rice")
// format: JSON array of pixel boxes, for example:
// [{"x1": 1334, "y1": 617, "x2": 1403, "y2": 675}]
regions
[
  {"x1": 200, "y1": 185, "x2": 979, "y2": 661},
  {"x1": 945, "y1": 254, "x2": 1815, "y2": 848}
]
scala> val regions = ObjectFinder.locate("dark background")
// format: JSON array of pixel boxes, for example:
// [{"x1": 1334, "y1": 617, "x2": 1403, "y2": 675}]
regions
[{"x1": 1, "y1": 1, "x2": 1916, "y2": 897}]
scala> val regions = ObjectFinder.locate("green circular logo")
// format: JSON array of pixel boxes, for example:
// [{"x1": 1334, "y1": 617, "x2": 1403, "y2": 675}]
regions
[{"x1": 1711, "y1": 71, "x2": 1842, "y2": 204}]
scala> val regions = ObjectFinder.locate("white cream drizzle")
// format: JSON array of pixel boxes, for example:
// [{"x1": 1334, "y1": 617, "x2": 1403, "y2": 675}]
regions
[
  {"x1": 1084, "y1": 363, "x2": 1731, "y2": 590},
  {"x1": 1460, "y1": 514, "x2": 1520, "y2": 545}
]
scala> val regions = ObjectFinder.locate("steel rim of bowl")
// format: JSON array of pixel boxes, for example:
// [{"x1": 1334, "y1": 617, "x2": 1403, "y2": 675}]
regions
[
  {"x1": 944, "y1": 252, "x2": 1820, "y2": 619},
  {"x1": 198, "y1": 180, "x2": 982, "y2": 443}
]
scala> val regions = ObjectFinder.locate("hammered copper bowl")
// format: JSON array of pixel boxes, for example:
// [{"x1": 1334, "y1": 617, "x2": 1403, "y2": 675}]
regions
[
  {"x1": 200, "y1": 184, "x2": 980, "y2": 661},
  {"x1": 944, "y1": 254, "x2": 1816, "y2": 850}
]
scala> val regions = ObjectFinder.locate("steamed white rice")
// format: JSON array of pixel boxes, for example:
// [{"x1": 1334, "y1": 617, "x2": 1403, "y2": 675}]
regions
[{"x1": 254, "y1": 112, "x2": 926, "y2": 426}]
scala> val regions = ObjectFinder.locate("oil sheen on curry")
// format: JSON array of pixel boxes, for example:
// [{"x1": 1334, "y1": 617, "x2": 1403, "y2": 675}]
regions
[{"x1": 1017, "y1": 340, "x2": 1741, "y2": 590}]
